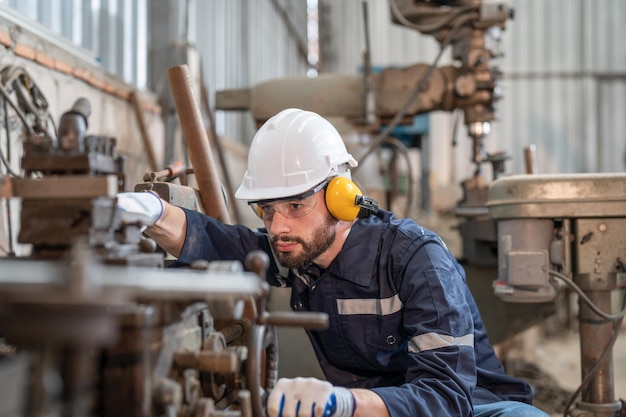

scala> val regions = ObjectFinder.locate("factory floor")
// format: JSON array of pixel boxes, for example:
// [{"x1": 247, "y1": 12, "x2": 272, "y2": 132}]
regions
[{"x1": 500, "y1": 321, "x2": 626, "y2": 416}]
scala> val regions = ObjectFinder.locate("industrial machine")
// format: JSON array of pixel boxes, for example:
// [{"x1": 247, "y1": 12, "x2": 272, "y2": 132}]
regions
[
  {"x1": 0, "y1": 69, "x2": 328, "y2": 417},
  {"x1": 487, "y1": 174, "x2": 626, "y2": 417}
]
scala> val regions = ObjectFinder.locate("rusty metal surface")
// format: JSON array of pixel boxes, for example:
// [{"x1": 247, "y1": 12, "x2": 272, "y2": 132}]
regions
[
  {"x1": 12, "y1": 175, "x2": 119, "y2": 198},
  {"x1": 0, "y1": 247, "x2": 329, "y2": 417},
  {"x1": 487, "y1": 173, "x2": 626, "y2": 219}
]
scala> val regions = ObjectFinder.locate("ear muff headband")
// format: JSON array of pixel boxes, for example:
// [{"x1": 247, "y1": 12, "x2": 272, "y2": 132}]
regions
[{"x1": 325, "y1": 177, "x2": 378, "y2": 221}]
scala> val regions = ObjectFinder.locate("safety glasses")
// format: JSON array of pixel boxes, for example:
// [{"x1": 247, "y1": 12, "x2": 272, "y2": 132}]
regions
[{"x1": 248, "y1": 180, "x2": 329, "y2": 220}]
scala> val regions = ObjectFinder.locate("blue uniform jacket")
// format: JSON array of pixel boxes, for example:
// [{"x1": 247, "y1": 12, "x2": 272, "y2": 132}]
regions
[{"x1": 173, "y1": 208, "x2": 533, "y2": 417}]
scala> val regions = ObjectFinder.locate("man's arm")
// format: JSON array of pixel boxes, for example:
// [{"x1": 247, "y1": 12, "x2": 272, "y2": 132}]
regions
[
  {"x1": 117, "y1": 192, "x2": 188, "y2": 257},
  {"x1": 351, "y1": 389, "x2": 390, "y2": 417},
  {"x1": 144, "y1": 201, "x2": 187, "y2": 257}
]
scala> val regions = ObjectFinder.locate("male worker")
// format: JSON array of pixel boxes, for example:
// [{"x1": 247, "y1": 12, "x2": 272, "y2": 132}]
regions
[{"x1": 119, "y1": 108, "x2": 549, "y2": 417}]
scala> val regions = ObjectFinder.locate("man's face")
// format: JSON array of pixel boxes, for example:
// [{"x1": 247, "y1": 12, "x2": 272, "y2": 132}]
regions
[{"x1": 264, "y1": 190, "x2": 338, "y2": 269}]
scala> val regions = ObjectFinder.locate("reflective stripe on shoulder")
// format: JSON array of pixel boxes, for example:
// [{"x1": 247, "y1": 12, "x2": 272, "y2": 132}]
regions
[
  {"x1": 336, "y1": 294, "x2": 403, "y2": 316},
  {"x1": 408, "y1": 333, "x2": 474, "y2": 352}
]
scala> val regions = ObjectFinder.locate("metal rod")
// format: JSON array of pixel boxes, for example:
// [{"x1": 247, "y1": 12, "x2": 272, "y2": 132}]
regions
[
  {"x1": 199, "y1": 77, "x2": 241, "y2": 223},
  {"x1": 578, "y1": 284, "x2": 615, "y2": 404},
  {"x1": 167, "y1": 64, "x2": 231, "y2": 223},
  {"x1": 524, "y1": 144, "x2": 537, "y2": 174}
]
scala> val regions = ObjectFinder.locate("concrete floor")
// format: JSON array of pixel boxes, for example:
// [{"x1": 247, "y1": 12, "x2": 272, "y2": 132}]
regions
[
  {"x1": 533, "y1": 323, "x2": 626, "y2": 416},
  {"x1": 537, "y1": 326, "x2": 626, "y2": 396}
]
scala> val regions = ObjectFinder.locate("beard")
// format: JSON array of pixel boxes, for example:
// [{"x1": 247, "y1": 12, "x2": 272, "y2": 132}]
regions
[{"x1": 271, "y1": 214, "x2": 338, "y2": 269}]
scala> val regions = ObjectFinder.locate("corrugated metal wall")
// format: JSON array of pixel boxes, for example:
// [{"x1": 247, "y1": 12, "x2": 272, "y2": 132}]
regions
[
  {"x1": 193, "y1": 0, "x2": 309, "y2": 146},
  {"x1": 4, "y1": 0, "x2": 625, "y2": 194},
  {"x1": 320, "y1": 0, "x2": 448, "y2": 73},
  {"x1": 323, "y1": 0, "x2": 626, "y2": 195},
  {"x1": 497, "y1": 0, "x2": 626, "y2": 176}
]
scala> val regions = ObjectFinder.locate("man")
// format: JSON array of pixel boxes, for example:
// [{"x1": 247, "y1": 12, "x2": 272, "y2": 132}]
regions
[{"x1": 119, "y1": 108, "x2": 549, "y2": 417}]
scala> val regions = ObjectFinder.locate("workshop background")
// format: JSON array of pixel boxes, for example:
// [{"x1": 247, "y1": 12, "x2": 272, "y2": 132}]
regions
[{"x1": 0, "y1": 1, "x2": 624, "y2": 416}]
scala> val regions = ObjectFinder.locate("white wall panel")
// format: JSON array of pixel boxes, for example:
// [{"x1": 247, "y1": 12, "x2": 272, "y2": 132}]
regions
[{"x1": 193, "y1": 0, "x2": 309, "y2": 148}]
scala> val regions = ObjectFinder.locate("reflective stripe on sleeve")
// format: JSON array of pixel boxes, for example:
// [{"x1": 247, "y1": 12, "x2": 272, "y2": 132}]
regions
[
  {"x1": 336, "y1": 294, "x2": 403, "y2": 316},
  {"x1": 408, "y1": 333, "x2": 474, "y2": 352}
]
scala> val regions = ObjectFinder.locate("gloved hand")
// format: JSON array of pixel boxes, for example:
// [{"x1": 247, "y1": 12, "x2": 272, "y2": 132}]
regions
[
  {"x1": 116, "y1": 192, "x2": 164, "y2": 227},
  {"x1": 267, "y1": 377, "x2": 355, "y2": 417}
]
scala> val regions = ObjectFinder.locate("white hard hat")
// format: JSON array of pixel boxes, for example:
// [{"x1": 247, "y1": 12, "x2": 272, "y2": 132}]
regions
[{"x1": 235, "y1": 108, "x2": 358, "y2": 201}]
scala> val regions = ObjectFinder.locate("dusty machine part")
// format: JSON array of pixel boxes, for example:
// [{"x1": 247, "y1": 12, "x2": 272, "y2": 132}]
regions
[
  {"x1": 244, "y1": 251, "x2": 329, "y2": 417},
  {"x1": 12, "y1": 98, "x2": 163, "y2": 267},
  {"x1": 1, "y1": 91, "x2": 330, "y2": 417},
  {"x1": 487, "y1": 173, "x2": 626, "y2": 417},
  {"x1": 134, "y1": 160, "x2": 207, "y2": 220},
  {"x1": 453, "y1": 143, "x2": 547, "y2": 343},
  {"x1": 216, "y1": 0, "x2": 511, "y2": 169},
  {"x1": 167, "y1": 65, "x2": 230, "y2": 224},
  {"x1": 389, "y1": 2, "x2": 521, "y2": 324},
  {"x1": 0, "y1": 249, "x2": 265, "y2": 417},
  {"x1": 0, "y1": 247, "x2": 329, "y2": 417}
]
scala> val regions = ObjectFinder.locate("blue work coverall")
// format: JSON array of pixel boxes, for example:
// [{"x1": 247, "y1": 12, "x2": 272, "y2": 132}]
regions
[{"x1": 173, "y1": 208, "x2": 534, "y2": 417}]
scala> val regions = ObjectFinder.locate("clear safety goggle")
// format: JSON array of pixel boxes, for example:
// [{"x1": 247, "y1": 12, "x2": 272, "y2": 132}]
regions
[{"x1": 248, "y1": 180, "x2": 329, "y2": 220}]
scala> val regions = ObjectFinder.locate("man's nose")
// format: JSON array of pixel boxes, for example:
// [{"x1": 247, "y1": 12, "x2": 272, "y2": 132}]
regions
[{"x1": 266, "y1": 210, "x2": 291, "y2": 234}]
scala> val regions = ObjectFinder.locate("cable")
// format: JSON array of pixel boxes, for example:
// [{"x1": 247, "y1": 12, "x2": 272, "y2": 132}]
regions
[
  {"x1": 0, "y1": 65, "x2": 57, "y2": 180},
  {"x1": 548, "y1": 270, "x2": 626, "y2": 417},
  {"x1": 0, "y1": 97, "x2": 21, "y2": 178},
  {"x1": 377, "y1": 135, "x2": 414, "y2": 218},
  {"x1": 0, "y1": 83, "x2": 36, "y2": 141},
  {"x1": 549, "y1": 270, "x2": 626, "y2": 321}
]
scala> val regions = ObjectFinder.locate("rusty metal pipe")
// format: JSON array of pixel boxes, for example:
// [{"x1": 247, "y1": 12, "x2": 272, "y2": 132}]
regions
[
  {"x1": 524, "y1": 144, "x2": 538, "y2": 174},
  {"x1": 578, "y1": 286, "x2": 615, "y2": 404},
  {"x1": 167, "y1": 65, "x2": 231, "y2": 223},
  {"x1": 173, "y1": 350, "x2": 239, "y2": 373}
]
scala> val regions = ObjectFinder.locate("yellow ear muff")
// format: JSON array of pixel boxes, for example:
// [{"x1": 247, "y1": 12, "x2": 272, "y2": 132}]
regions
[
  {"x1": 325, "y1": 177, "x2": 371, "y2": 222},
  {"x1": 253, "y1": 205, "x2": 263, "y2": 219}
]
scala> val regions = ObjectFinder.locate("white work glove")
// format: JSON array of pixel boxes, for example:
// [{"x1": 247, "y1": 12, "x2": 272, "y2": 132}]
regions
[
  {"x1": 267, "y1": 377, "x2": 355, "y2": 417},
  {"x1": 116, "y1": 192, "x2": 164, "y2": 227}
]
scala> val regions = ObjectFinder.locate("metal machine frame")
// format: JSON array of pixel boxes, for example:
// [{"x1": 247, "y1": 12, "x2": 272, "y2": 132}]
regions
[{"x1": 487, "y1": 173, "x2": 626, "y2": 417}]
